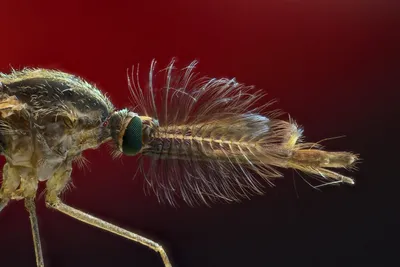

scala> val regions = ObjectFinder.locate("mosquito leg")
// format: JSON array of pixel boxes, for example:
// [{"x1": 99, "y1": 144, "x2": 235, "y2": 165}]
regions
[
  {"x1": 46, "y1": 198, "x2": 172, "y2": 267},
  {"x1": 25, "y1": 197, "x2": 45, "y2": 267},
  {"x1": 17, "y1": 168, "x2": 44, "y2": 267},
  {"x1": 45, "y1": 160, "x2": 172, "y2": 267},
  {"x1": 0, "y1": 163, "x2": 21, "y2": 212}
]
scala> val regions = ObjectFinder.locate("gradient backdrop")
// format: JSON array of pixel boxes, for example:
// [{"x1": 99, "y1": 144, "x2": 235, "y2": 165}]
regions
[{"x1": 0, "y1": 1, "x2": 398, "y2": 267}]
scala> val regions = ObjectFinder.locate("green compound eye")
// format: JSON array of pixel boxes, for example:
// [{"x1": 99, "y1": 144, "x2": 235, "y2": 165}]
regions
[{"x1": 122, "y1": 116, "x2": 142, "y2": 156}]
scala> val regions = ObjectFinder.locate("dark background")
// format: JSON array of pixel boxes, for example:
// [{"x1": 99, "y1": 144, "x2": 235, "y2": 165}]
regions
[{"x1": 0, "y1": 1, "x2": 398, "y2": 266}]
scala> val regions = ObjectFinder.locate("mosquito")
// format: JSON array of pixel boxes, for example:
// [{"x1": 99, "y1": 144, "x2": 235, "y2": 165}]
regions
[{"x1": 0, "y1": 59, "x2": 359, "y2": 267}]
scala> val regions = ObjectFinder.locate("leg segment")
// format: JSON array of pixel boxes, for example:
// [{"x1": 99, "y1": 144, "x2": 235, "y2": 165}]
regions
[
  {"x1": 25, "y1": 197, "x2": 45, "y2": 267},
  {"x1": 17, "y1": 168, "x2": 44, "y2": 267},
  {"x1": 0, "y1": 163, "x2": 44, "y2": 267},
  {"x1": 45, "y1": 162, "x2": 172, "y2": 267},
  {"x1": 47, "y1": 198, "x2": 172, "y2": 267},
  {"x1": 0, "y1": 163, "x2": 21, "y2": 212}
]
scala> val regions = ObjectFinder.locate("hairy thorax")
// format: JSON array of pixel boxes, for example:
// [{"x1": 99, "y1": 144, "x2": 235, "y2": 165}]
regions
[
  {"x1": 0, "y1": 69, "x2": 114, "y2": 199},
  {"x1": 3, "y1": 112, "x2": 108, "y2": 181}
]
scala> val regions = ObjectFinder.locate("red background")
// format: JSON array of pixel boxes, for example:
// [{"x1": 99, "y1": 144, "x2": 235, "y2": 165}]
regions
[{"x1": 1, "y1": 1, "x2": 398, "y2": 267}]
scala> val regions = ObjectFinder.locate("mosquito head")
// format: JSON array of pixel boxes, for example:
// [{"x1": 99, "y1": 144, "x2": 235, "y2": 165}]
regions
[{"x1": 108, "y1": 109, "x2": 158, "y2": 156}]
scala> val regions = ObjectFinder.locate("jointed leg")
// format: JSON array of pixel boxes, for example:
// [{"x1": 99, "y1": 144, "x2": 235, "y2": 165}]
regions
[
  {"x1": 18, "y1": 168, "x2": 44, "y2": 267},
  {"x1": 25, "y1": 197, "x2": 44, "y2": 267},
  {"x1": 46, "y1": 198, "x2": 172, "y2": 267},
  {"x1": 45, "y1": 161, "x2": 172, "y2": 267},
  {"x1": 0, "y1": 163, "x2": 45, "y2": 267},
  {"x1": 0, "y1": 163, "x2": 21, "y2": 212}
]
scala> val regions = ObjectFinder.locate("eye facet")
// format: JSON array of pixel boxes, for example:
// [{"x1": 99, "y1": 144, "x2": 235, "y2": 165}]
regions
[{"x1": 122, "y1": 116, "x2": 142, "y2": 156}]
